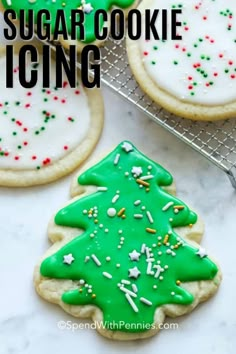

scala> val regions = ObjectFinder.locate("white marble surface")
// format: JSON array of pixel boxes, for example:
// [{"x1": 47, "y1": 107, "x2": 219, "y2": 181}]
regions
[
  {"x1": 0, "y1": 13, "x2": 235, "y2": 354},
  {"x1": 0, "y1": 87, "x2": 236, "y2": 354}
]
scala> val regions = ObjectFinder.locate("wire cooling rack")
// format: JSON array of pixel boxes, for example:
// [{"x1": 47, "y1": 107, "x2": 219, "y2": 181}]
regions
[
  {"x1": 44, "y1": 35, "x2": 236, "y2": 188},
  {"x1": 97, "y1": 37, "x2": 236, "y2": 188}
]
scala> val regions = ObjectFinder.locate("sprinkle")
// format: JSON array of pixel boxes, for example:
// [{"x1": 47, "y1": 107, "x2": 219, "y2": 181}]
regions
[
  {"x1": 79, "y1": 279, "x2": 85, "y2": 285},
  {"x1": 176, "y1": 280, "x2": 181, "y2": 285},
  {"x1": 103, "y1": 272, "x2": 112, "y2": 279},
  {"x1": 117, "y1": 208, "x2": 126, "y2": 216},
  {"x1": 132, "y1": 284, "x2": 138, "y2": 293},
  {"x1": 97, "y1": 187, "x2": 107, "y2": 192},
  {"x1": 120, "y1": 286, "x2": 137, "y2": 298},
  {"x1": 107, "y1": 208, "x2": 116, "y2": 217},
  {"x1": 173, "y1": 205, "x2": 185, "y2": 210},
  {"x1": 136, "y1": 179, "x2": 150, "y2": 187},
  {"x1": 134, "y1": 200, "x2": 141, "y2": 206},
  {"x1": 140, "y1": 175, "x2": 154, "y2": 180},
  {"x1": 125, "y1": 293, "x2": 139, "y2": 312},
  {"x1": 106, "y1": 256, "x2": 111, "y2": 261},
  {"x1": 141, "y1": 243, "x2": 146, "y2": 253},
  {"x1": 147, "y1": 261, "x2": 153, "y2": 274},
  {"x1": 146, "y1": 211, "x2": 154, "y2": 224},
  {"x1": 114, "y1": 153, "x2": 120, "y2": 165},
  {"x1": 134, "y1": 214, "x2": 143, "y2": 219},
  {"x1": 145, "y1": 247, "x2": 151, "y2": 258},
  {"x1": 121, "y1": 279, "x2": 131, "y2": 285},
  {"x1": 163, "y1": 235, "x2": 169, "y2": 244},
  {"x1": 91, "y1": 254, "x2": 101, "y2": 266},
  {"x1": 154, "y1": 265, "x2": 162, "y2": 278},
  {"x1": 84, "y1": 256, "x2": 90, "y2": 262},
  {"x1": 112, "y1": 194, "x2": 119, "y2": 203},
  {"x1": 162, "y1": 202, "x2": 174, "y2": 211},
  {"x1": 146, "y1": 228, "x2": 156, "y2": 234},
  {"x1": 140, "y1": 297, "x2": 152, "y2": 306},
  {"x1": 171, "y1": 292, "x2": 175, "y2": 296}
]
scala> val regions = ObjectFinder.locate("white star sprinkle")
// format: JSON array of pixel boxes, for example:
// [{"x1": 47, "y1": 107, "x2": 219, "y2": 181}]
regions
[
  {"x1": 122, "y1": 142, "x2": 133, "y2": 153},
  {"x1": 63, "y1": 253, "x2": 75, "y2": 265},
  {"x1": 129, "y1": 250, "x2": 141, "y2": 261},
  {"x1": 83, "y1": 3, "x2": 94, "y2": 14},
  {"x1": 196, "y1": 247, "x2": 208, "y2": 258},
  {"x1": 129, "y1": 266, "x2": 141, "y2": 279},
  {"x1": 131, "y1": 166, "x2": 143, "y2": 177}
]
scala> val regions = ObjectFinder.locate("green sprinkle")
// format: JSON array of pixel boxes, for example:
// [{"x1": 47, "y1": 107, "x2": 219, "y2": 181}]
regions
[{"x1": 13, "y1": 132, "x2": 17, "y2": 136}]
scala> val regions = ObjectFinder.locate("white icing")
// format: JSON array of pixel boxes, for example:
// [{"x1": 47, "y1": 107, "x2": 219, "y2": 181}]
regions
[
  {"x1": 0, "y1": 55, "x2": 90, "y2": 170},
  {"x1": 140, "y1": 0, "x2": 236, "y2": 105}
]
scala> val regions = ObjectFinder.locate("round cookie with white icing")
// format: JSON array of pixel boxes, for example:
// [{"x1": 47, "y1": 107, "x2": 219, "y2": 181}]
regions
[
  {"x1": 0, "y1": 0, "x2": 139, "y2": 52},
  {"x1": 0, "y1": 42, "x2": 103, "y2": 187},
  {"x1": 34, "y1": 141, "x2": 221, "y2": 340},
  {"x1": 127, "y1": 0, "x2": 236, "y2": 120}
]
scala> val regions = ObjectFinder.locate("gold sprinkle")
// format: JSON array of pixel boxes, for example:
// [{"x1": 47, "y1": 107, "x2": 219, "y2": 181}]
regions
[
  {"x1": 136, "y1": 179, "x2": 150, "y2": 187},
  {"x1": 92, "y1": 294, "x2": 96, "y2": 299},
  {"x1": 118, "y1": 208, "x2": 126, "y2": 217},
  {"x1": 163, "y1": 235, "x2": 169, "y2": 244},
  {"x1": 121, "y1": 214, "x2": 126, "y2": 219},
  {"x1": 158, "y1": 242, "x2": 162, "y2": 246},
  {"x1": 94, "y1": 219, "x2": 98, "y2": 224},
  {"x1": 146, "y1": 227, "x2": 156, "y2": 234},
  {"x1": 173, "y1": 244, "x2": 179, "y2": 249},
  {"x1": 146, "y1": 188, "x2": 150, "y2": 192},
  {"x1": 189, "y1": 223, "x2": 193, "y2": 228},
  {"x1": 79, "y1": 288, "x2": 83, "y2": 293},
  {"x1": 176, "y1": 280, "x2": 181, "y2": 285},
  {"x1": 173, "y1": 205, "x2": 185, "y2": 210}
]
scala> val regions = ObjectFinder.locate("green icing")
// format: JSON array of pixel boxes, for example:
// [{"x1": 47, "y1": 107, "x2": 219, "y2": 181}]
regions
[
  {"x1": 2, "y1": 0, "x2": 135, "y2": 43},
  {"x1": 40, "y1": 141, "x2": 218, "y2": 333}
]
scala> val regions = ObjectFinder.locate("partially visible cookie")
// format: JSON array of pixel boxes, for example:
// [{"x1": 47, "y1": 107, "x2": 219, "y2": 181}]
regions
[
  {"x1": 0, "y1": 42, "x2": 103, "y2": 187},
  {"x1": 0, "y1": 0, "x2": 139, "y2": 51},
  {"x1": 34, "y1": 141, "x2": 221, "y2": 340},
  {"x1": 127, "y1": 0, "x2": 236, "y2": 120}
]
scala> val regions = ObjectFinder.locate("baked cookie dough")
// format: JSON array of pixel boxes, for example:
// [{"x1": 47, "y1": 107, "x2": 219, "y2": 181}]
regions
[
  {"x1": 0, "y1": 42, "x2": 103, "y2": 187},
  {"x1": 0, "y1": 0, "x2": 138, "y2": 52},
  {"x1": 127, "y1": 0, "x2": 236, "y2": 120},
  {"x1": 34, "y1": 141, "x2": 221, "y2": 340}
]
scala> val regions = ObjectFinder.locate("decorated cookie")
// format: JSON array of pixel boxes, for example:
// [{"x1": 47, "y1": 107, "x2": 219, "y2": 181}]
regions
[
  {"x1": 0, "y1": 43, "x2": 103, "y2": 186},
  {"x1": 127, "y1": 0, "x2": 236, "y2": 120},
  {"x1": 34, "y1": 141, "x2": 221, "y2": 340},
  {"x1": 1, "y1": 0, "x2": 138, "y2": 51}
]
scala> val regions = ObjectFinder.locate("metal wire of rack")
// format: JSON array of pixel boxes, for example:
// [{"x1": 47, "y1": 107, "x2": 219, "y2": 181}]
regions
[
  {"x1": 96, "y1": 36, "x2": 236, "y2": 188},
  {"x1": 39, "y1": 33, "x2": 236, "y2": 188}
]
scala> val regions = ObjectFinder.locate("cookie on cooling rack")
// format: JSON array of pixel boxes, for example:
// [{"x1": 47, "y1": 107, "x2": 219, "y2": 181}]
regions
[
  {"x1": 0, "y1": 0, "x2": 138, "y2": 52},
  {"x1": 34, "y1": 141, "x2": 221, "y2": 340},
  {"x1": 0, "y1": 42, "x2": 103, "y2": 187},
  {"x1": 127, "y1": 0, "x2": 236, "y2": 121}
]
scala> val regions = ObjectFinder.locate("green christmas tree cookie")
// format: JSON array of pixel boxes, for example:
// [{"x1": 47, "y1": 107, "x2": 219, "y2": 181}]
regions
[{"x1": 34, "y1": 141, "x2": 221, "y2": 340}]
